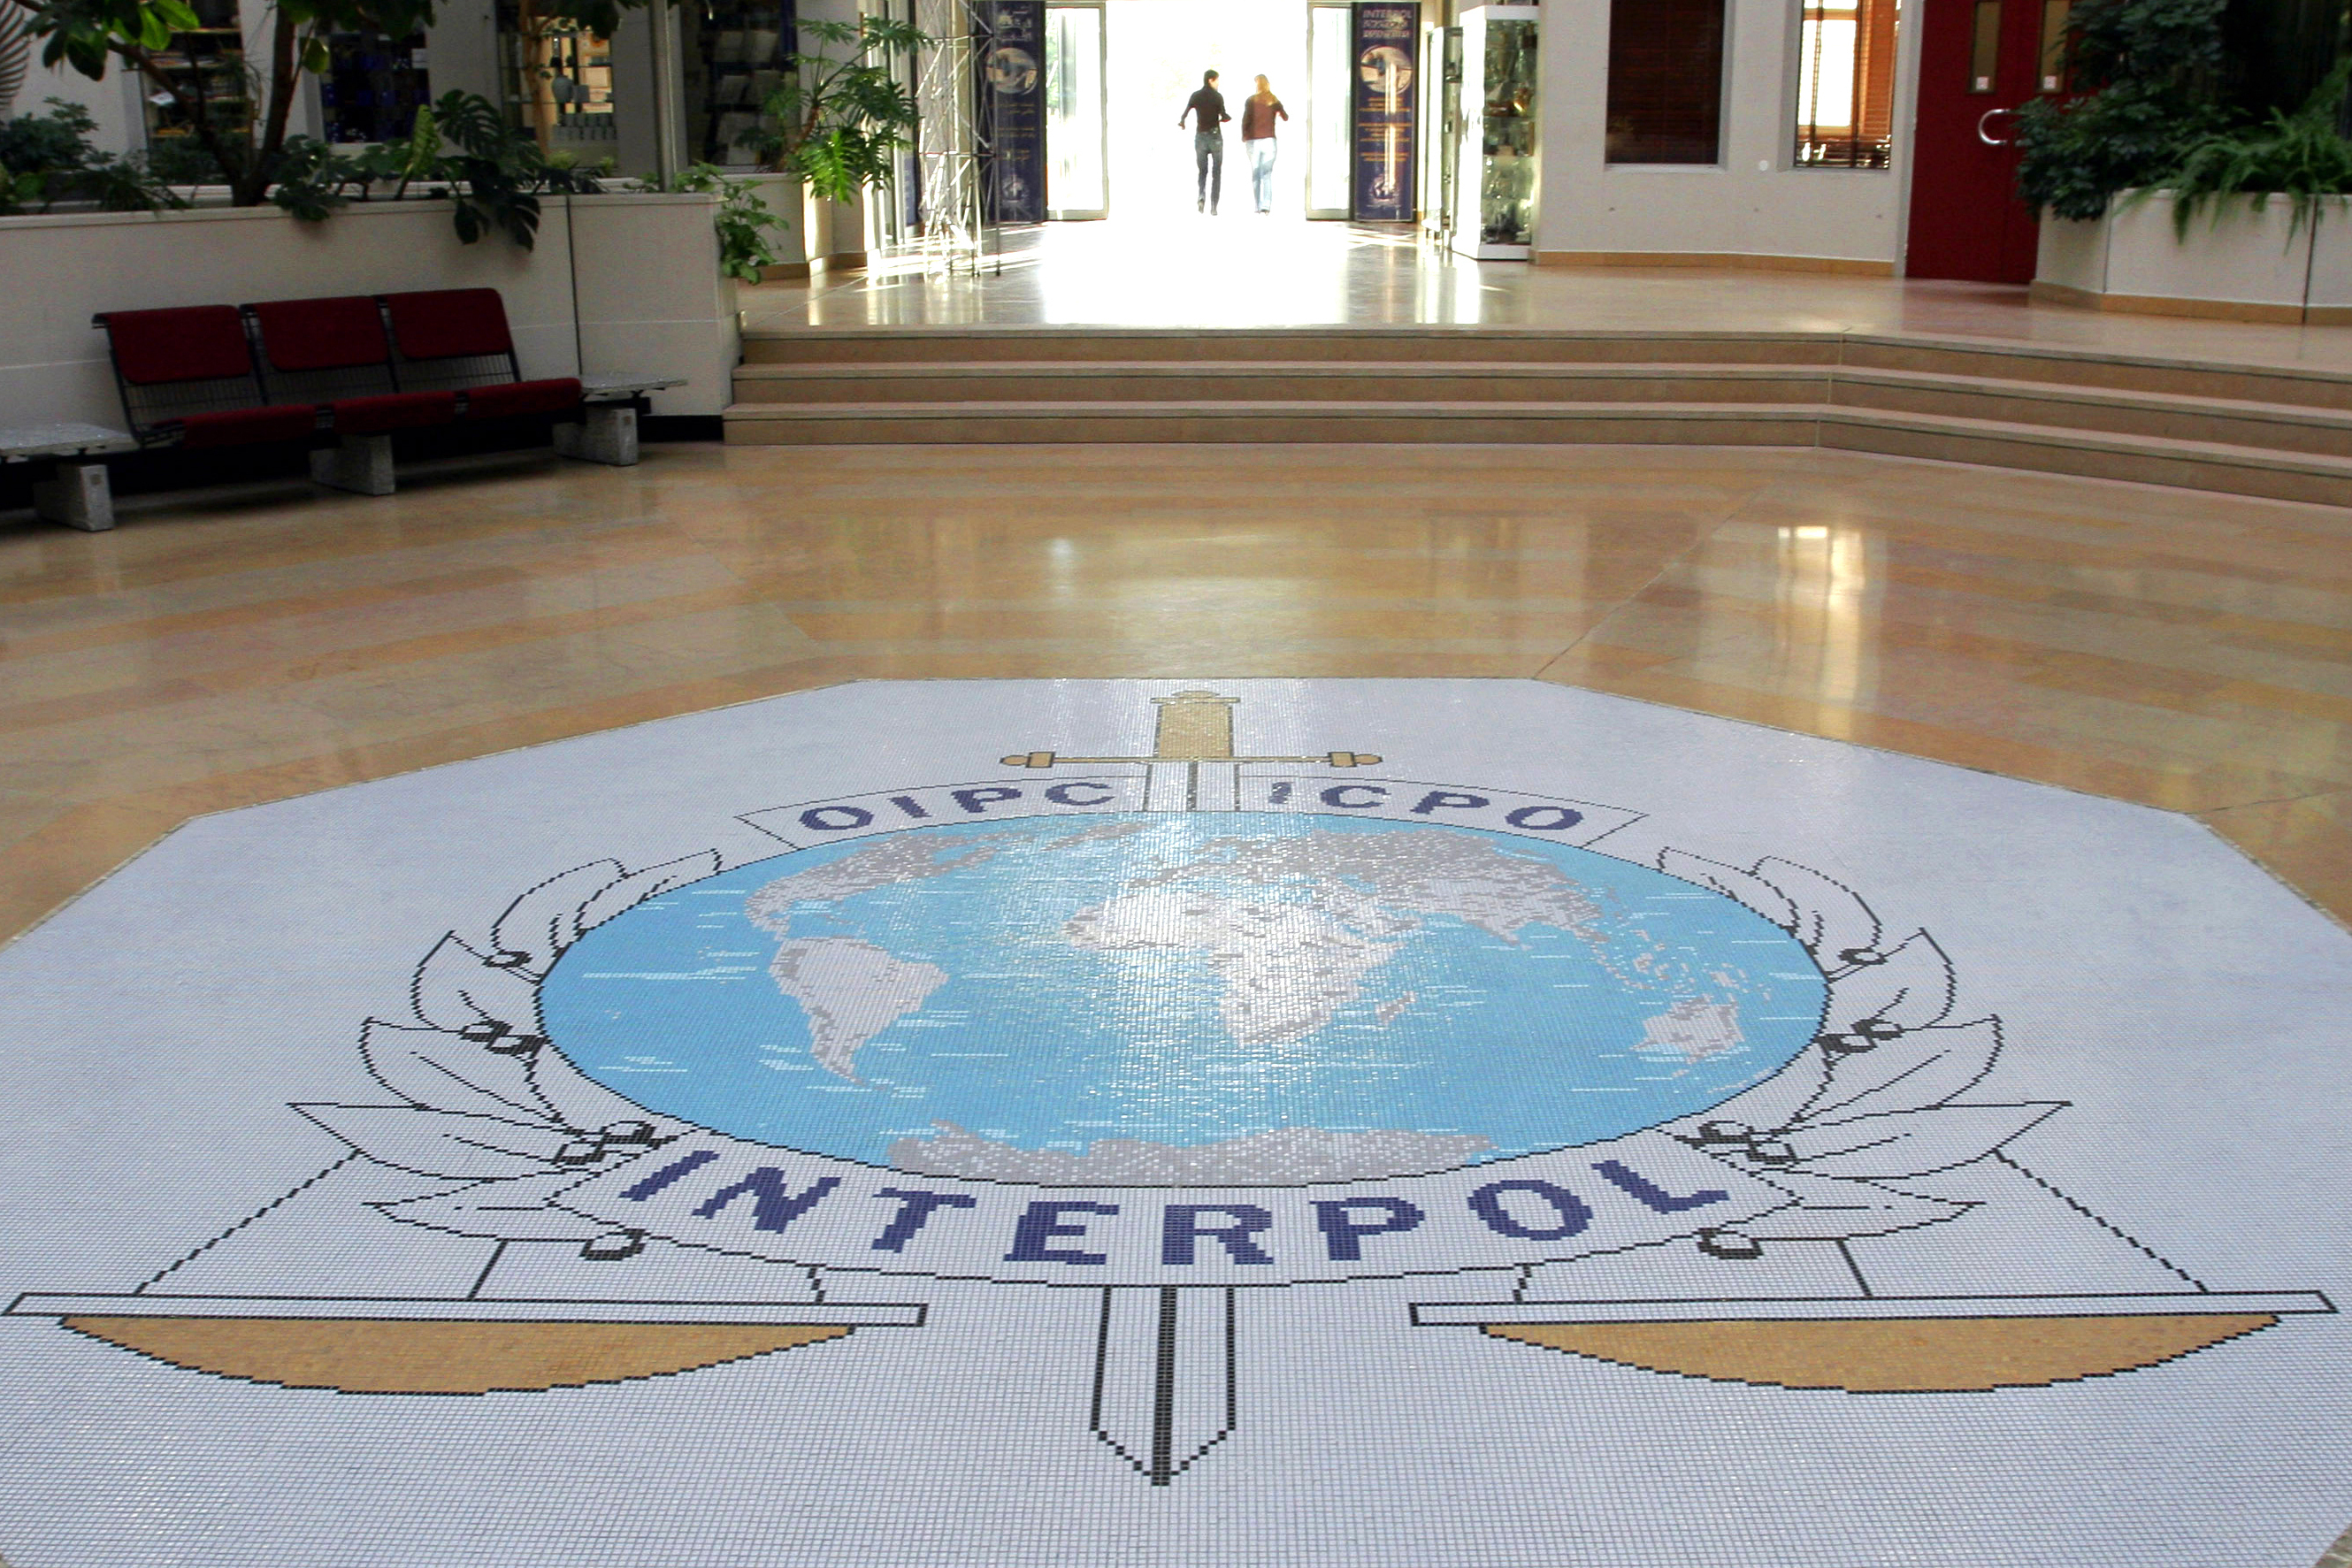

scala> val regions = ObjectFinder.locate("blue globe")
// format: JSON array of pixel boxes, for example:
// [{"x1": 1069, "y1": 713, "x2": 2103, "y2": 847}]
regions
[{"x1": 540, "y1": 813, "x2": 1826, "y2": 1181}]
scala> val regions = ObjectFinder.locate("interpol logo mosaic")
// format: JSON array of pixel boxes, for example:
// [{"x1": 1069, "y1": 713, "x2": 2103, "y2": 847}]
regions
[{"x1": 7, "y1": 688, "x2": 2333, "y2": 1493}]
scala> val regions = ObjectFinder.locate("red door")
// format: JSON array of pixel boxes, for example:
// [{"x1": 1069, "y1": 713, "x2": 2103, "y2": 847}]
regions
[{"x1": 1904, "y1": 0, "x2": 2053, "y2": 282}]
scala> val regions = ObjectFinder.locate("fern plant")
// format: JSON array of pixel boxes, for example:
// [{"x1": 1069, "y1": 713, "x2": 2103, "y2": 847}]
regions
[{"x1": 2159, "y1": 57, "x2": 2352, "y2": 237}]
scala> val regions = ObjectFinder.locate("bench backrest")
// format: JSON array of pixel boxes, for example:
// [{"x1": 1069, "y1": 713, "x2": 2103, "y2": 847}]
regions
[
  {"x1": 380, "y1": 288, "x2": 527, "y2": 394},
  {"x1": 247, "y1": 294, "x2": 401, "y2": 405},
  {"x1": 96, "y1": 306, "x2": 271, "y2": 441}
]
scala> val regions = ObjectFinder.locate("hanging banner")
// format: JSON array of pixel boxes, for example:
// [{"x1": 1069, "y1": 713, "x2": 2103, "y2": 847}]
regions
[
  {"x1": 976, "y1": 0, "x2": 1046, "y2": 224},
  {"x1": 1351, "y1": 2, "x2": 1417, "y2": 220}
]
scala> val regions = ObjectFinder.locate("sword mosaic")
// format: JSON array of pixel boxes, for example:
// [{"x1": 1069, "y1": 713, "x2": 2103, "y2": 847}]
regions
[{"x1": 3, "y1": 679, "x2": 2349, "y2": 1568}]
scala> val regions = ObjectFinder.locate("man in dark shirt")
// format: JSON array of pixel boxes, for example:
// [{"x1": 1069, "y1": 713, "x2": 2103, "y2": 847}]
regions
[{"x1": 1177, "y1": 69, "x2": 1230, "y2": 215}]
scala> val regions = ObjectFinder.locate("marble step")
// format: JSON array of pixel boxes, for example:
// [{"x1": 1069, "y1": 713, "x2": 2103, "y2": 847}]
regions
[
  {"x1": 1834, "y1": 369, "x2": 2352, "y2": 459},
  {"x1": 738, "y1": 325, "x2": 2352, "y2": 411},
  {"x1": 737, "y1": 325, "x2": 1840, "y2": 369},
  {"x1": 718, "y1": 398, "x2": 2352, "y2": 508},
  {"x1": 732, "y1": 361, "x2": 1839, "y2": 406},
  {"x1": 732, "y1": 360, "x2": 2352, "y2": 458}
]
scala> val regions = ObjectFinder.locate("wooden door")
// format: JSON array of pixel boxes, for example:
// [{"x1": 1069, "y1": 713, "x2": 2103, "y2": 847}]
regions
[{"x1": 1904, "y1": 0, "x2": 2055, "y2": 282}]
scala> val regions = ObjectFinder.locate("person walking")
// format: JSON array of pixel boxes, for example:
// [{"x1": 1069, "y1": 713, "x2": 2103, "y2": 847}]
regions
[
  {"x1": 1177, "y1": 68, "x2": 1230, "y2": 214},
  {"x1": 1240, "y1": 75, "x2": 1288, "y2": 215}
]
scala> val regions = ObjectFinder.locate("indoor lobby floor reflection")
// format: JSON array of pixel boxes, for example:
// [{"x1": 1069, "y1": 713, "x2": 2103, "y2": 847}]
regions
[
  {"x1": 5, "y1": 439, "x2": 2352, "y2": 950},
  {"x1": 755, "y1": 218, "x2": 2352, "y2": 374}
]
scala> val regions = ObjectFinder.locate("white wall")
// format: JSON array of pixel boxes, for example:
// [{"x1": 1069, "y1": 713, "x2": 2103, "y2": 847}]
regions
[
  {"x1": 0, "y1": 193, "x2": 736, "y2": 428},
  {"x1": 425, "y1": 2, "x2": 506, "y2": 113},
  {"x1": 1530, "y1": 0, "x2": 1922, "y2": 268}
]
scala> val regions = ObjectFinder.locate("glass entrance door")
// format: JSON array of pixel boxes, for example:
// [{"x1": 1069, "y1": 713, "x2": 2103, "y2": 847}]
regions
[
  {"x1": 1045, "y1": 3, "x2": 1107, "y2": 218},
  {"x1": 1304, "y1": 1, "x2": 1351, "y2": 219}
]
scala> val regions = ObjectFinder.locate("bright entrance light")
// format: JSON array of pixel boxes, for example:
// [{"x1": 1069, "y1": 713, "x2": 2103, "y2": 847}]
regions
[{"x1": 1099, "y1": 0, "x2": 1310, "y2": 219}]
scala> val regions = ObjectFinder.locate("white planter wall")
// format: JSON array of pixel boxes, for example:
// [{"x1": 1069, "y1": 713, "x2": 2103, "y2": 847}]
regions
[
  {"x1": 568, "y1": 192, "x2": 739, "y2": 414},
  {"x1": 2303, "y1": 203, "x2": 2352, "y2": 323},
  {"x1": 2035, "y1": 191, "x2": 2351, "y2": 323},
  {"x1": 0, "y1": 193, "x2": 737, "y2": 430}
]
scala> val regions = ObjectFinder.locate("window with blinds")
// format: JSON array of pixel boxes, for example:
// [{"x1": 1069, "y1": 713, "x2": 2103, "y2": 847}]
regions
[
  {"x1": 1604, "y1": 0, "x2": 1727, "y2": 164},
  {"x1": 1793, "y1": 0, "x2": 1899, "y2": 168}
]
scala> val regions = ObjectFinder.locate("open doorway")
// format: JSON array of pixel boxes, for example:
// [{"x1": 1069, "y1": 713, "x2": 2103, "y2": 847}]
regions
[{"x1": 1048, "y1": 0, "x2": 1327, "y2": 222}]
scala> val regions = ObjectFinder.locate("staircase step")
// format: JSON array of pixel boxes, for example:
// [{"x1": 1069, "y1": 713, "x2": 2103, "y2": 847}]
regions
[
  {"x1": 732, "y1": 361, "x2": 1837, "y2": 406},
  {"x1": 719, "y1": 397, "x2": 2352, "y2": 507},
  {"x1": 722, "y1": 399, "x2": 1827, "y2": 447},
  {"x1": 1841, "y1": 333, "x2": 2352, "y2": 412},
  {"x1": 1818, "y1": 407, "x2": 2352, "y2": 508},
  {"x1": 738, "y1": 326, "x2": 1846, "y2": 368},
  {"x1": 1834, "y1": 367, "x2": 2352, "y2": 459},
  {"x1": 729, "y1": 359, "x2": 2352, "y2": 457},
  {"x1": 739, "y1": 325, "x2": 2352, "y2": 410}
]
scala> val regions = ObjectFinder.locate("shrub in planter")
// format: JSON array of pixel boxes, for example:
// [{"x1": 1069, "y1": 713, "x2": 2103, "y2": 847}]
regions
[
  {"x1": 657, "y1": 164, "x2": 788, "y2": 282},
  {"x1": 0, "y1": 96, "x2": 180, "y2": 213},
  {"x1": 265, "y1": 90, "x2": 605, "y2": 249},
  {"x1": 2014, "y1": 0, "x2": 2231, "y2": 220}
]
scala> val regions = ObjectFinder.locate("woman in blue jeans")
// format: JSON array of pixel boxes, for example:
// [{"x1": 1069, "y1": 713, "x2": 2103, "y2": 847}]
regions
[{"x1": 1239, "y1": 76, "x2": 1289, "y2": 214}]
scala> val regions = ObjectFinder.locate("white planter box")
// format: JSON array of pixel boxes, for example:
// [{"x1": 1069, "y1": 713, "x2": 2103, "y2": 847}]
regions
[
  {"x1": 2307, "y1": 206, "x2": 2352, "y2": 325},
  {"x1": 2034, "y1": 190, "x2": 2350, "y2": 325},
  {"x1": 0, "y1": 193, "x2": 738, "y2": 429}
]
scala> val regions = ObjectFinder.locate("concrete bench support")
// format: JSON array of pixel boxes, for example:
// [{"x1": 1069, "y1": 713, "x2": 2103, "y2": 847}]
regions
[
  {"x1": 310, "y1": 433, "x2": 397, "y2": 496},
  {"x1": 555, "y1": 403, "x2": 640, "y2": 466},
  {"x1": 32, "y1": 461, "x2": 117, "y2": 532},
  {"x1": 4, "y1": 425, "x2": 135, "y2": 532}
]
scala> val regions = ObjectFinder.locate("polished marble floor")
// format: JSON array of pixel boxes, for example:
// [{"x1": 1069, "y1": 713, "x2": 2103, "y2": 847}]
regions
[
  {"x1": 5, "y1": 439, "x2": 2352, "y2": 954},
  {"x1": 757, "y1": 219, "x2": 2352, "y2": 374}
]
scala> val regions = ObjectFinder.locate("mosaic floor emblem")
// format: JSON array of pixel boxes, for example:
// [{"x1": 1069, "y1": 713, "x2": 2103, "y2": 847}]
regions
[{"x1": 4, "y1": 681, "x2": 2348, "y2": 1568}]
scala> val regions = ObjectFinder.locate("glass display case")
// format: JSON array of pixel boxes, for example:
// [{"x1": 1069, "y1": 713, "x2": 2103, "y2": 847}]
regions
[
  {"x1": 142, "y1": 0, "x2": 252, "y2": 165},
  {"x1": 1451, "y1": 2, "x2": 1537, "y2": 261},
  {"x1": 681, "y1": 0, "x2": 793, "y2": 168}
]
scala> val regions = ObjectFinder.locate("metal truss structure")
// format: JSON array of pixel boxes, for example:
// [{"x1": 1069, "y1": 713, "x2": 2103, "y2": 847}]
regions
[{"x1": 907, "y1": 0, "x2": 997, "y2": 275}]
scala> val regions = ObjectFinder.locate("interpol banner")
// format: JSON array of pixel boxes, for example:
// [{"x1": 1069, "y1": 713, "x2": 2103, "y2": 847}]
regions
[
  {"x1": 976, "y1": 0, "x2": 1046, "y2": 224},
  {"x1": 1351, "y1": 2, "x2": 1417, "y2": 220}
]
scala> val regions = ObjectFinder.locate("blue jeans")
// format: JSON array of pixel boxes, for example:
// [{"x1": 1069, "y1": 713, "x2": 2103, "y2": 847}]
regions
[
  {"x1": 1193, "y1": 131, "x2": 1223, "y2": 209},
  {"x1": 1245, "y1": 137, "x2": 1276, "y2": 211}
]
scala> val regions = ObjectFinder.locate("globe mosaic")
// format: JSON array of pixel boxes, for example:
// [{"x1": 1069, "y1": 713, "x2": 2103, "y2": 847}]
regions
[{"x1": 540, "y1": 813, "x2": 1828, "y2": 1182}]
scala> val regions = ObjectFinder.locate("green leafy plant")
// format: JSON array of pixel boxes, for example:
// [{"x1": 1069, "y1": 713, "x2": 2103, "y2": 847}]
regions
[
  {"x1": 0, "y1": 95, "x2": 181, "y2": 213},
  {"x1": 432, "y1": 86, "x2": 599, "y2": 246},
  {"x1": 663, "y1": 163, "x2": 785, "y2": 282},
  {"x1": 2158, "y1": 57, "x2": 2352, "y2": 236},
  {"x1": 2013, "y1": 0, "x2": 2231, "y2": 220},
  {"x1": 742, "y1": 14, "x2": 923, "y2": 204},
  {"x1": 10, "y1": 0, "x2": 647, "y2": 207},
  {"x1": 266, "y1": 90, "x2": 601, "y2": 248}
]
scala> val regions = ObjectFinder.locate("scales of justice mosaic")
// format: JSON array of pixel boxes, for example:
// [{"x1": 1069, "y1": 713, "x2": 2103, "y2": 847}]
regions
[{"x1": 4, "y1": 688, "x2": 2333, "y2": 1491}]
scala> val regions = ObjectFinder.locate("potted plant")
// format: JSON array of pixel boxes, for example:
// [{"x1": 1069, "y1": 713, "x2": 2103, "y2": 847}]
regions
[
  {"x1": 738, "y1": 14, "x2": 924, "y2": 271},
  {"x1": 2019, "y1": 0, "x2": 2352, "y2": 319}
]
